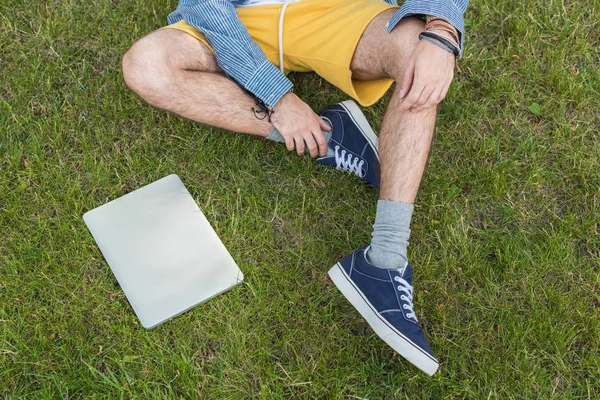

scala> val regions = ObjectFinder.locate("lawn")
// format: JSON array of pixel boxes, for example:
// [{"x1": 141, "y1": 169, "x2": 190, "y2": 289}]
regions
[{"x1": 1, "y1": 0, "x2": 599, "y2": 398}]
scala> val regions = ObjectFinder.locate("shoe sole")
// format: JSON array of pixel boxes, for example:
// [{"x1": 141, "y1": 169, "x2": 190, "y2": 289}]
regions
[
  {"x1": 328, "y1": 262, "x2": 439, "y2": 376},
  {"x1": 339, "y1": 100, "x2": 380, "y2": 161}
]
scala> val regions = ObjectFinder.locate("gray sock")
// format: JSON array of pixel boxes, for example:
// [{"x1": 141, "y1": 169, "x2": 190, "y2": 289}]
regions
[
  {"x1": 266, "y1": 127, "x2": 334, "y2": 156},
  {"x1": 266, "y1": 128, "x2": 286, "y2": 143},
  {"x1": 367, "y1": 200, "x2": 414, "y2": 270}
]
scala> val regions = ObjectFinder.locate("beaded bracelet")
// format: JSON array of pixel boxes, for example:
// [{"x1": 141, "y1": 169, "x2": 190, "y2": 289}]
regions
[
  {"x1": 424, "y1": 17, "x2": 461, "y2": 47},
  {"x1": 427, "y1": 24, "x2": 460, "y2": 43}
]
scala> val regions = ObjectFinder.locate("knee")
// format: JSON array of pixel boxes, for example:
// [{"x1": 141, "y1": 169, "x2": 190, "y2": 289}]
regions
[{"x1": 122, "y1": 34, "x2": 170, "y2": 95}]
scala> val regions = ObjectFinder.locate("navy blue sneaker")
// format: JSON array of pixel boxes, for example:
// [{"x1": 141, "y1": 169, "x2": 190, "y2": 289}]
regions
[
  {"x1": 328, "y1": 245, "x2": 438, "y2": 375},
  {"x1": 318, "y1": 100, "x2": 380, "y2": 189}
]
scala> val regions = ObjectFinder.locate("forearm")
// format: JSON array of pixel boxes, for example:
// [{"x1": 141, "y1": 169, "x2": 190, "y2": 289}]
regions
[{"x1": 168, "y1": 0, "x2": 292, "y2": 106}]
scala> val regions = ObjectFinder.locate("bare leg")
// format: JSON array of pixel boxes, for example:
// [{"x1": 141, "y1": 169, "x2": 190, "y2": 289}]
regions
[
  {"x1": 379, "y1": 94, "x2": 438, "y2": 204},
  {"x1": 350, "y1": 12, "x2": 439, "y2": 269},
  {"x1": 351, "y1": 12, "x2": 435, "y2": 204},
  {"x1": 330, "y1": 12, "x2": 445, "y2": 375},
  {"x1": 122, "y1": 29, "x2": 272, "y2": 137}
]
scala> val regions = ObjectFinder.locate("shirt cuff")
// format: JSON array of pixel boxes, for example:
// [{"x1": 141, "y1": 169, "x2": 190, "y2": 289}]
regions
[
  {"x1": 387, "y1": 4, "x2": 466, "y2": 58},
  {"x1": 244, "y1": 60, "x2": 294, "y2": 108}
]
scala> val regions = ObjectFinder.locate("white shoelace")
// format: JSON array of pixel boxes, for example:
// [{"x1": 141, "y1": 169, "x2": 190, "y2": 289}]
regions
[
  {"x1": 394, "y1": 275, "x2": 417, "y2": 322},
  {"x1": 334, "y1": 145, "x2": 365, "y2": 177}
]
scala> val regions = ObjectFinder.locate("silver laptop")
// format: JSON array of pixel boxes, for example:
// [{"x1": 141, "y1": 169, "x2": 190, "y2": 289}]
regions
[{"x1": 83, "y1": 174, "x2": 243, "y2": 328}]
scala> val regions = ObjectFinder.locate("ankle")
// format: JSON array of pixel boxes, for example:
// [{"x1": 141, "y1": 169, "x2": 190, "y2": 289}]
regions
[{"x1": 368, "y1": 200, "x2": 413, "y2": 269}]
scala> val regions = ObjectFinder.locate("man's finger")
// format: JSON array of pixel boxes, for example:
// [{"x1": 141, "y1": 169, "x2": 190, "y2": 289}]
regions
[
  {"x1": 412, "y1": 86, "x2": 433, "y2": 110},
  {"x1": 284, "y1": 136, "x2": 295, "y2": 152},
  {"x1": 303, "y1": 129, "x2": 319, "y2": 158},
  {"x1": 429, "y1": 88, "x2": 442, "y2": 107},
  {"x1": 412, "y1": 88, "x2": 440, "y2": 113},
  {"x1": 318, "y1": 117, "x2": 332, "y2": 132},
  {"x1": 316, "y1": 116, "x2": 331, "y2": 156},
  {"x1": 305, "y1": 134, "x2": 320, "y2": 158},
  {"x1": 400, "y1": 83, "x2": 424, "y2": 111},
  {"x1": 399, "y1": 61, "x2": 415, "y2": 98},
  {"x1": 295, "y1": 137, "x2": 308, "y2": 157},
  {"x1": 312, "y1": 130, "x2": 328, "y2": 157},
  {"x1": 439, "y1": 83, "x2": 450, "y2": 102}
]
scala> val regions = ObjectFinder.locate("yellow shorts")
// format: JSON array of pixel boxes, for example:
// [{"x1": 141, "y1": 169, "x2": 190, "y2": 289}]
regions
[{"x1": 164, "y1": 0, "x2": 398, "y2": 106}]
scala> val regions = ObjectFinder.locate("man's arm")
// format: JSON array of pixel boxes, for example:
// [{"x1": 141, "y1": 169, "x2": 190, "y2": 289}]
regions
[
  {"x1": 168, "y1": 0, "x2": 292, "y2": 107},
  {"x1": 385, "y1": 0, "x2": 469, "y2": 57},
  {"x1": 381, "y1": 0, "x2": 469, "y2": 112},
  {"x1": 168, "y1": 0, "x2": 330, "y2": 157}
]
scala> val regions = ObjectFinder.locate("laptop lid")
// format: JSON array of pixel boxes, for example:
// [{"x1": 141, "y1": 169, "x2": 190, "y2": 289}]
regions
[{"x1": 83, "y1": 174, "x2": 243, "y2": 328}]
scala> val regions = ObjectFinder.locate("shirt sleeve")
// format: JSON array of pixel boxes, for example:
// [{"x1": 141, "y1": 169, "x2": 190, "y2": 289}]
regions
[
  {"x1": 168, "y1": 0, "x2": 293, "y2": 107},
  {"x1": 386, "y1": 0, "x2": 470, "y2": 58}
]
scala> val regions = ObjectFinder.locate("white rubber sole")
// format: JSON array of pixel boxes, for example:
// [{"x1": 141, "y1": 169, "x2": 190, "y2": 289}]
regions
[
  {"x1": 329, "y1": 262, "x2": 439, "y2": 376},
  {"x1": 339, "y1": 100, "x2": 380, "y2": 161}
]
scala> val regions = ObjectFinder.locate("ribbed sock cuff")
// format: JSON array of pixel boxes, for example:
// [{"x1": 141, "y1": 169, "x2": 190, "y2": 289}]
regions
[{"x1": 367, "y1": 200, "x2": 414, "y2": 270}]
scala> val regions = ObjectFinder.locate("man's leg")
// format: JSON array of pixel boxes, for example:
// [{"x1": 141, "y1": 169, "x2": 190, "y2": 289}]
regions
[
  {"x1": 353, "y1": 13, "x2": 436, "y2": 203},
  {"x1": 123, "y1": 28, "x2": 334, "y2": 156},
  {"x1": 351, "y1": 11, "x2": 436, "y2": 269},
  {"x1": 327, "y1": 11, "x2": 444, "y2": 375},
  {"x1": 122, "y1": 29, "x2": 272, "y2": 137}
]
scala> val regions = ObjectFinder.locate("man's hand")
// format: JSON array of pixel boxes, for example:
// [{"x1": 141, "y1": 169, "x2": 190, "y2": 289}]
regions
[
  {"x1": 271, "y1": 92, "x2": 331, "y2": 158},
  {"x1": 399, "y1": 39, "x2": 455, "y2": 113}
]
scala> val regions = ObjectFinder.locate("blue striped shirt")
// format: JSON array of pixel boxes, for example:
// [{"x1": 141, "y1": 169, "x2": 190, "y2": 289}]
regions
[{"x1": 168, "y1": 0, "x2": 469, "y2": 107}]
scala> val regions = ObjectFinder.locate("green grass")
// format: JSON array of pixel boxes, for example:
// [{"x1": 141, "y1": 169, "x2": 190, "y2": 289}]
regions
[{"x1": 1, "y1": 0, "x2": 599, "y2": 397}]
